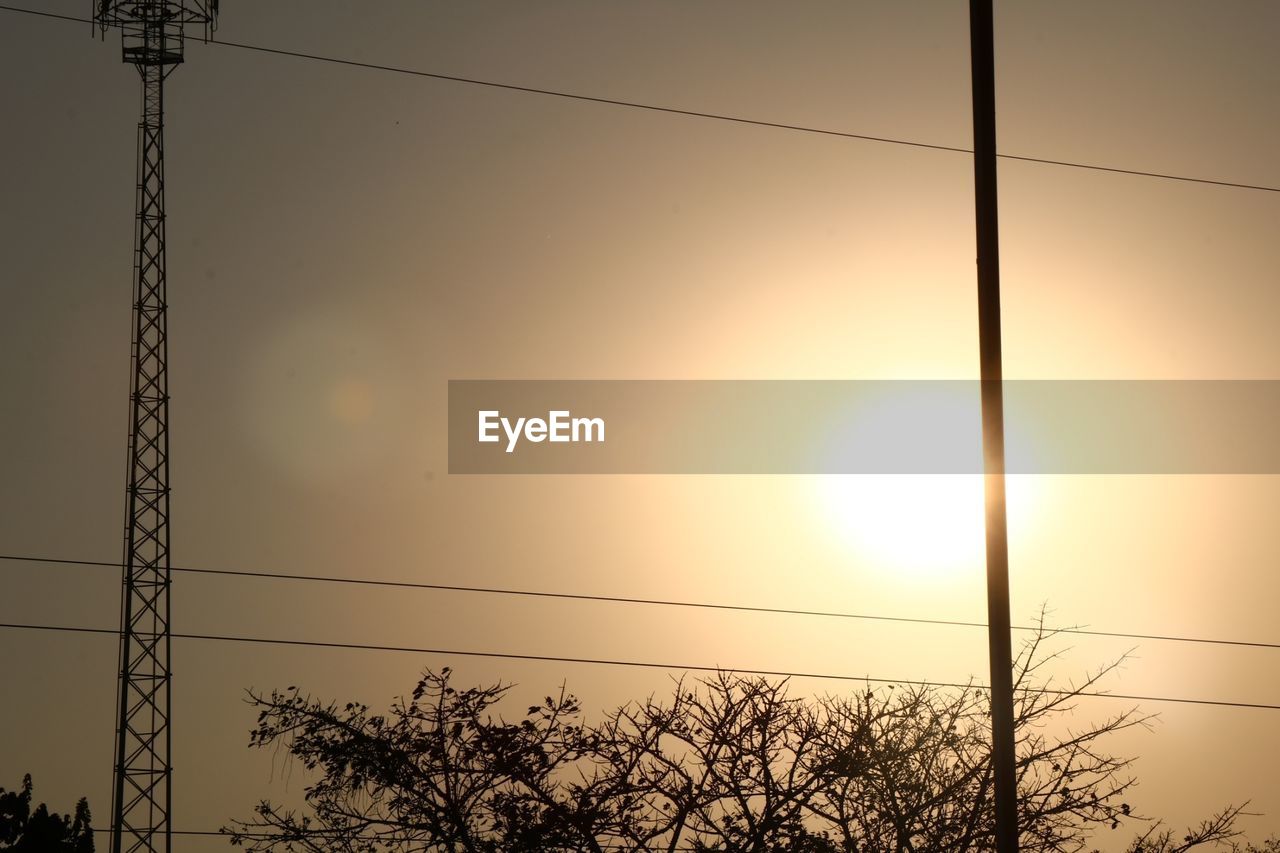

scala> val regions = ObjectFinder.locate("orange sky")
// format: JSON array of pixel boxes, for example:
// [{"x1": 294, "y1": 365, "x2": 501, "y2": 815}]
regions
[{"x1": 1, "y1": 1, "x2": 1278, "y2": 848}]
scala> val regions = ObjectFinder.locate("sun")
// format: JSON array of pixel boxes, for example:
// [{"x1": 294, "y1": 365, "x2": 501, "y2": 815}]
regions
[
  {"x1": 807, "y1": 383, "x2": 1042, "y2": 579},
  {"x1": 814, "y1": 474, "x2": 1040, "y2": 580},
  {"x1": 816, "y1": 474, "x2": 984, "y2": 576}
]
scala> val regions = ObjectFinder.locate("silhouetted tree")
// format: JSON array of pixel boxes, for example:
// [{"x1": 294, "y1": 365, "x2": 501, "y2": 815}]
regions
[
  {"x1": 1232, "y1": 838, "x2": 1280, "y2": 853},
  {"x1": 225, "y1": 614, "x2": 1256, "y2": 852},
  {"x1": 1119, "y1": 805, "x2": 1252, "y2": 853},
  {"x1": 0, "y1": 775, "x2": 93, "y2": 852}
]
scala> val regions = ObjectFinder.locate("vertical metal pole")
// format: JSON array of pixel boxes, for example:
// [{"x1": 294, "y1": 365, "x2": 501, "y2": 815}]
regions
[{"x1": 969, "y1": 2, "x2": 1019, "y2": 851}]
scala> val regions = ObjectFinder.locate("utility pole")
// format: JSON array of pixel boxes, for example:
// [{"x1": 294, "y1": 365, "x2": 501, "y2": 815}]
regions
[
  {"x1": 969, "y1": 1, "x2": 1020, "y2": 851},
  {"x1": 92, "y1": 3, "x2": 218, "y2": 851}
]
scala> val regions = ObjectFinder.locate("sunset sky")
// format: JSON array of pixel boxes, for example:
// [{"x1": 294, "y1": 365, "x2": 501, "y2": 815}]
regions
[{"x1": 1, "y1": 1, "x2": 1278, "y2": 848}]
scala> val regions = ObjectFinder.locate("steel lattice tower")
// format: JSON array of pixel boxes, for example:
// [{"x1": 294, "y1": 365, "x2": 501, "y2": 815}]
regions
[{"x1": 92, "y1": 3, "x2": 217, "y2": 851}]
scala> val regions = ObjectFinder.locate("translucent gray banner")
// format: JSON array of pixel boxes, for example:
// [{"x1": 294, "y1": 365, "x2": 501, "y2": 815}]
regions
[{"x1": 447, "y1": 380, "x2": 1280, "y2": 474}]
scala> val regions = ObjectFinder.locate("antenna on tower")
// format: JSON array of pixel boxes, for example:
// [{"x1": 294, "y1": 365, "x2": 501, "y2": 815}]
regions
[{"x1": 92, "y1": 3, "x2": 217, "y2": 852}]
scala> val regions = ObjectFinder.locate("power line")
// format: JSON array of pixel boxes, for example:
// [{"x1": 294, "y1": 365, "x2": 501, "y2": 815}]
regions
[
  {"x1": 3, "y1": 552, "x2": 1278, "y2": 652},
  {"x1": 3, "y1": 3, "x2": 1277, "y2": 195},
  {"x1": 208, "y1": 40, "x2": 1280, "y2": 194},
  {"x1": 96, "y1": 827, "x2": 718, "y2": 851},
  {"x1": 2, "y1": 619, "x2": 1278, "y2": 711},
  {"x1": 89, "y1": 829, "x2": 231, "y2": 838}
]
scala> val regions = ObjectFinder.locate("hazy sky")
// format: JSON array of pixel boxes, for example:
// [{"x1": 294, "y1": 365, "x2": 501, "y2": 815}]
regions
[{"x1": 2, "y1": 1, "x2": 1278, "y2": 849}]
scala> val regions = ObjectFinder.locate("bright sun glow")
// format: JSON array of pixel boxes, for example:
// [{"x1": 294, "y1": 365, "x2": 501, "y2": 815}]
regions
[
  {"x1": 811, "y1": 383, "x2": 1042, "y2": 579},
  {"x1": 815, "y1": 474, "x2": 1041, "y2": 579}
]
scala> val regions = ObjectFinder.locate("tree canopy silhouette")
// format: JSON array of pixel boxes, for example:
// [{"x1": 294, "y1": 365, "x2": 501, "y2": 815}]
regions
[
  {"x1": 0, "y1": 775, "x2": 93, "y2": 852},
  {"x1": 225, "y1": 615, "x2": 1258, "y2": 852}
]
